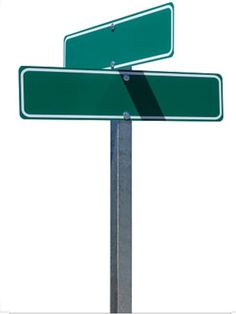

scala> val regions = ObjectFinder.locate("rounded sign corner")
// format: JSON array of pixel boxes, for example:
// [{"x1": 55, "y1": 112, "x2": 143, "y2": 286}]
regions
[
  {"x1": 19, "y1": 66, "x2": 33, "y2": 79},
  {"x1": 218, "y1": 113, "x2": 224, "y2": 122},
  {"x1": 167, "y1": 2, "x2": 175, "y2": 12},
  {"x1": 218, "y1": 103, "x2": 224, "y2": 122},
  {"x1": 215, "y1": 73, "x2": 223, "y2": 84},
  {"x1": 64, "y1": 34, "x2": 70, "y2": 45},
  {"x1": 20, "y1": 112, "x2": 27, "y2": 120},
  {"x1": 19, "y1": 107, "x2": 29, "y2": 120},
  {"x1": 168, "y1": 47, "x2": 174, "y2": 58},
  {"x1": 19, "y1": 66, "x2": 28, "y2": 74}
]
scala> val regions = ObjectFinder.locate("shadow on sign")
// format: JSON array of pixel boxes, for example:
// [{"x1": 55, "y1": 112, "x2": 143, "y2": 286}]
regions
[{"x1": 120, "y1": 70, "x2": 165, "y2": 120}]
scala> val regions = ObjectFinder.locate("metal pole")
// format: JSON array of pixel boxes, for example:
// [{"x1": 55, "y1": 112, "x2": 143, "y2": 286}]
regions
[{"x1": 110, "y1": 119, "x2": 132, "y2": 313}]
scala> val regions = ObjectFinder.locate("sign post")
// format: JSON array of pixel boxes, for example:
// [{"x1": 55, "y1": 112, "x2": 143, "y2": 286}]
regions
[{"x1": 111, "y1": 120, "x2": 132, "y2": 313}]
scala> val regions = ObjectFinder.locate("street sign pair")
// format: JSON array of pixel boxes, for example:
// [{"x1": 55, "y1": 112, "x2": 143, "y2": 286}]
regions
[
  {"x1": 19, "y1": 2, "x2": 223, "y2": 121},
  {"x1": 18, "y1": 4, "x2": 224, "y2": 313}
]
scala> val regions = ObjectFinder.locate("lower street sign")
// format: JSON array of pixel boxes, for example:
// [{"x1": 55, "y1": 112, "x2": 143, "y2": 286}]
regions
[{"x1": 19, "y1": 66, "x2": 223, "y2": 121}]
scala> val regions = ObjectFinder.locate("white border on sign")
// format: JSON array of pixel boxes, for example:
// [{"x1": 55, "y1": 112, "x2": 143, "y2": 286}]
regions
[
  {"x1": 20, "y1": 68, "x2": 223, "y2": 121},
  {"x1": 63, "y1": 4, "x2": 174, "y2": 69}
]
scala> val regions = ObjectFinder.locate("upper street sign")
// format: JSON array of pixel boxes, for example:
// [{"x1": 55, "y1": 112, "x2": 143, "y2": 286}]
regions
[
  {"x1": 64, "y1": 3, "x2": 174, "y2": 69},
  {"x1": 19, "y1": 67, "x2": 223, "y2": 121}
]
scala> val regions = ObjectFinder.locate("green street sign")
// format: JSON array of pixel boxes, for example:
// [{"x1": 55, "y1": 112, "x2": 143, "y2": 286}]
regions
[
  {"x1": 19, "y1": 66, "x2": 223, "y2": 121},
  {"x1": 64, "y1": 3, "x2": 174, "y2": 69}
]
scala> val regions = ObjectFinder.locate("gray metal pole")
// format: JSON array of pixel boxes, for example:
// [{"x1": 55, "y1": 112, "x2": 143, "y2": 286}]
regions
[{"x1": 110, "y1": 119, "x2": 132, "y2": 313}]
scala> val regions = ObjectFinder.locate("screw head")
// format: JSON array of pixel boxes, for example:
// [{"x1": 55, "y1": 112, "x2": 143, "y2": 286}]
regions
[
  {"x1": 123, "y1": 112, "x2": 131, "y2": 120},
  {"x1": 111, "y1": 23, "x2": 115, "y2": 32},
  {"x1": 123, "y1": 74, "x2": 130, "y2": 82}
]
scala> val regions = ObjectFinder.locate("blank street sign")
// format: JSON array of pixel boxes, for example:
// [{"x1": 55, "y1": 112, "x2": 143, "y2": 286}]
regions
[
  {"x1": 19, "y1": 67, "x2": 223, "y2": 121},
  {"x1": 64, "y1": 3, "x2": 174, "y2": 69}
]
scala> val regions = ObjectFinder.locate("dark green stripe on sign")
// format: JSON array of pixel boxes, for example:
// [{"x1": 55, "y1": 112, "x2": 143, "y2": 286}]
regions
[{"x1": 19, "y1": 67, "x2": 223, "y2": 121}]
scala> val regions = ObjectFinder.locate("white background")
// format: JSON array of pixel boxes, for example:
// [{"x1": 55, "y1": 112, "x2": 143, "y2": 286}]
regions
[{"x1": 0, "y1": 0, "x2": 235, "y2": 312}]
